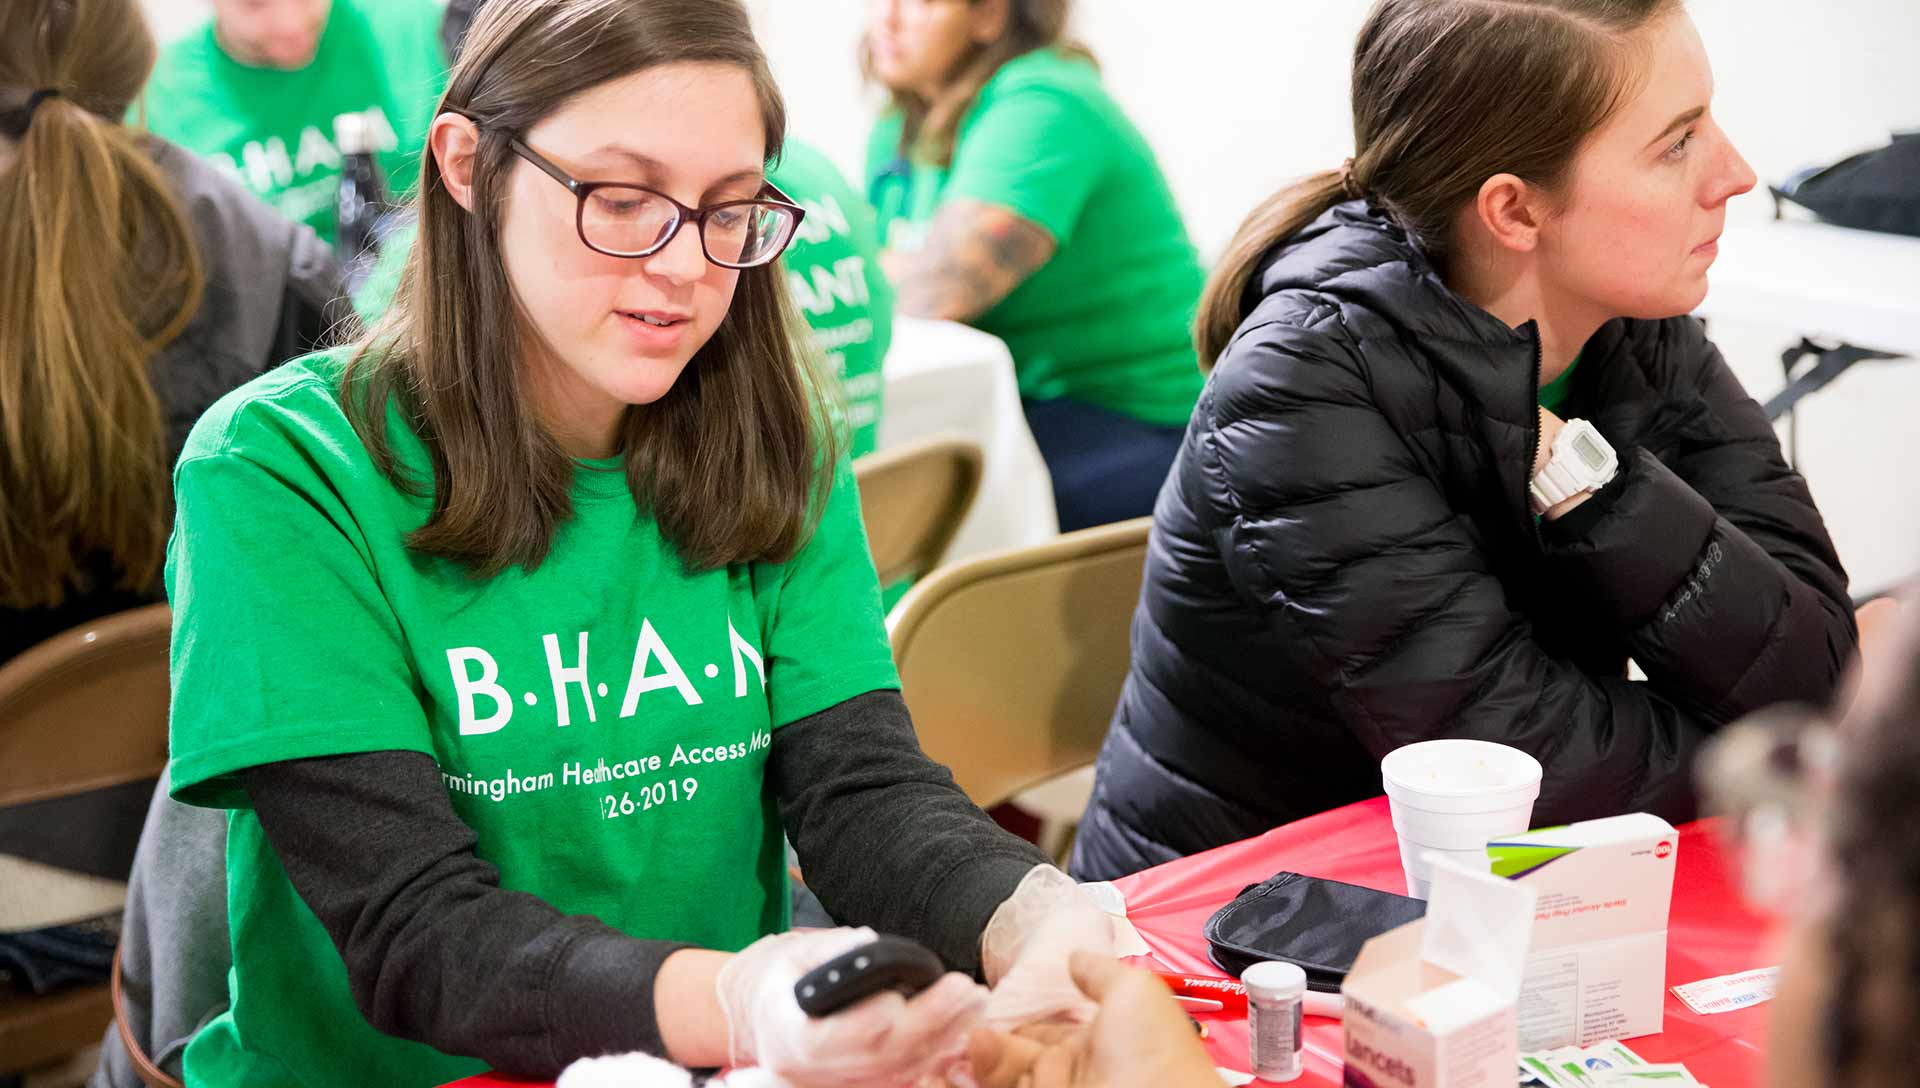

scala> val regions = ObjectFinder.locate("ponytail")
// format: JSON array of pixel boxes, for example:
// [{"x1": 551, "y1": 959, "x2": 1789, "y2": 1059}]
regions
[
  {"x1": 1199, "y1": 0, "x2": 1681, "y2": 370},
  {"x1": 1193, "y1": 170, "x2": 1347, "y2": 369},
  {"x1": 0, "y1": 1, "x2": 204, "y2": 608}
]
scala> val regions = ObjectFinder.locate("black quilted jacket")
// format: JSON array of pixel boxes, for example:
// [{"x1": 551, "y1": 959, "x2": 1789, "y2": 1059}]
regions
[{"x1": 1069, "y1": 201, "x2": 1856, "y2": 881}]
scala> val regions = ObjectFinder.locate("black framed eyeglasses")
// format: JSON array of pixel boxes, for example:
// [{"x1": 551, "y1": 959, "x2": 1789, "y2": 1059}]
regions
[{"x1": 507, "y1": 136, "x2": 805, "y2": 269}]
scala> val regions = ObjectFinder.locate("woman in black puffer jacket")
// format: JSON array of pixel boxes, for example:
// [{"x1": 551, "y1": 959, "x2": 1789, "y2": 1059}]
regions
[{"x1": 1070, "y1": 0, "x2": 1858, "y2": 881}]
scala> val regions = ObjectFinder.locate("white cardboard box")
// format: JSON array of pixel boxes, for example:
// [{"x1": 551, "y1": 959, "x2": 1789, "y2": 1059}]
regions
[
  {"x1": 1490, "y1": 813, "x2": 1679, "y2": 1050},
  {"x1": 1343, "y1": 926, "x2": 1519, "y2": 1088},
  {"x1": 1341, "y1": 857, "x2": 1538, "y2": 1088}
]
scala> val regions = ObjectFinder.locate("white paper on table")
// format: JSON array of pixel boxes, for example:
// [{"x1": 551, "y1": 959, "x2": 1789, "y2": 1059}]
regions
[{"x1": 1670, "y1": 966, "x2": 1780, "y2": 1015}]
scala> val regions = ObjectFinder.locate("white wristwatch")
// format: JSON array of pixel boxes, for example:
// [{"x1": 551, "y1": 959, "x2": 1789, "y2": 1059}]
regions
[{"x1": 1530, "y1": 418, "x2": 1618, "y2": 515}]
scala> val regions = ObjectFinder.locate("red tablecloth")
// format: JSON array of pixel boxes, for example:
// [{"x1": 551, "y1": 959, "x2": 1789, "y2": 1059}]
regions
[
  {"x1": 1111, "y1": 796, "x2": 1777, "y2": 1087},
  {"x1": 449, "y1": 797, "x2": 1777, "y2": 1088}
]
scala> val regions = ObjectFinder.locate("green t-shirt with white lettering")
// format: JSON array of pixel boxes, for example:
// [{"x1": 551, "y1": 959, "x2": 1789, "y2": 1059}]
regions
[
  {"x1": 165, "y1": 349, "x2": 898, "y2": 1087},
  {"x1": 136, "y1": 0, "x2": 448, "y2": 244},
  {"x1": 773, "y1": 141, "x2": 893, "y2": 459},
  {"x1": 865, "y1": 48, "x2": 1205, "y2": 427}
]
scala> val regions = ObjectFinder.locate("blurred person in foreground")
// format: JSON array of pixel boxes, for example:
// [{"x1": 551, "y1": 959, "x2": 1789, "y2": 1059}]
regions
[{"x1": 1706, "y1": 588, "x2": 1920, "y2": 1088}]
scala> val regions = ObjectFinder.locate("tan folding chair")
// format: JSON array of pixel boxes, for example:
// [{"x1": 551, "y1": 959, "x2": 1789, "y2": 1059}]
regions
[
  {"x1": 0, "y1": 604, "x2": 172, "y2": 1081},
  {"x1": 854, "y1": 437, "x2": 983, "y2": 588},
  {"x1": 889, "y1": 519, "x2": 1152, "y2": 850}
]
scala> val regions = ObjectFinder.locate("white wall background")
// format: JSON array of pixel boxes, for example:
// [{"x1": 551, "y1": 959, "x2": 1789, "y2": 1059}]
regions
[
  {"x1": 749, "y1": 1, "x2": 1920, "y2": 254},
  {"x1": 140, "y1": 0, "x2": 202, "y2": 45},
  {"x1": 140, "y1": 0, "x2": 1920, "y2": 591}
]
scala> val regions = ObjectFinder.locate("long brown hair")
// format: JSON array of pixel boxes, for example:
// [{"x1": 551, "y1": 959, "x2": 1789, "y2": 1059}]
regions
[
  {"x1": 876, "y1": 0, "x2": 1091, "y2": 168},
  {"x1": 1195, "y1": 0, "x2": 1679, "y2": 366},
  {"x1": 0, "y1": 0, "x2": 203, "y2": 610},
  {"x1": 1823, "y1": 612, "x2": 1920, "y2": 1088},
  {"x1": 347, "y1": 0, "x2": 833, "y2": 577}
]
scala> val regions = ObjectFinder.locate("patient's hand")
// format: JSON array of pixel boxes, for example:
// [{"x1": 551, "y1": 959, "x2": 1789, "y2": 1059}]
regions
[{"x1": 961, "y1": 954, "x2": 1219, "y2": 1088}]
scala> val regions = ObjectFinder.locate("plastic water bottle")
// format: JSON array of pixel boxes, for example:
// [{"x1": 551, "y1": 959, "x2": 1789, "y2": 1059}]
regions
[{"x1": 334, "y1": 111, "x2": 387, "y2": 288}]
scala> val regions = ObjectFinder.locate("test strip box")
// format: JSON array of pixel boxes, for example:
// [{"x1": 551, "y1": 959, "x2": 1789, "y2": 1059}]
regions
[{"x1": 1490, "y1": 813, "x2": 1678, "y2": 1049}]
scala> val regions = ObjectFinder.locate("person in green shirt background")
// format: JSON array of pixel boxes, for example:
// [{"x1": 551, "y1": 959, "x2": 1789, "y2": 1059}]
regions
[
  {"x1": 774, "y1": 139, "x2": 893, "y2": 459},
  {"x1": 161, "y1": 1, "x2": 1113, "y2": 1084},
  {"x1": 134, "y1": 0, "x2": 449, "y2": 245},
  {"x1": 865, "y1": 0, "x2": 1206, "y2": 531}
]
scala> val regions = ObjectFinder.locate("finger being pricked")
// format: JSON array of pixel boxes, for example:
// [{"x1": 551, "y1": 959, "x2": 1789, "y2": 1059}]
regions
[
  {"x1": 1027, "y1": 1041, "x2": 1082, "y2": 1088},
  {"x1": 1068, "y1": 952, "x2": 1185, "y2": 1027},
  {"x1": 1010, "y1": 1020, "x2": 1083, "y2": 1048},
  {"x1": 961, "y1": 1027, "x2": 1046, "y2": 1088}
]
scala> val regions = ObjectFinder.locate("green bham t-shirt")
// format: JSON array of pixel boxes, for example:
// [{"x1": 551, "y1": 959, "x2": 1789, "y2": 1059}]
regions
[
  {"x1": 866, "y1": 49, "x2": 1205, "y2": 427},
  {"x1": 773, "y1": 141, "x2": 893, "y2": 459},
  {"x1": 136, "y1": 0, "x2": 448, "y2": 245},
  {"x1": 164, "y1": 349, "x2": 899, "y2": 1086}
]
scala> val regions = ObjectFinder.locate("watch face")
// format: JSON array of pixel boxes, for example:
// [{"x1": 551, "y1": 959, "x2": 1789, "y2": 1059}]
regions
[{"x1": 1573, "y1": 432, "x2": 1609, "y2": 471}]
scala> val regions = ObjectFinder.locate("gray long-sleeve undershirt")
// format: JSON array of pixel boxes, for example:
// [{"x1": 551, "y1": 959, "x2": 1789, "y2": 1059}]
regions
[{"x1": 242, "y1": 688, "x2": 1047, "y2": 1078}]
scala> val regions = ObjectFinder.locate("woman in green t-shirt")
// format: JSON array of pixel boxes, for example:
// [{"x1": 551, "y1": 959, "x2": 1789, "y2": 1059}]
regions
[
  {"x1": 163, "y1": 1, "x2": 1112, "y2": 1084},
  {"x1": 864, "y1": 0, "x2": 1206, "y2": 531}
]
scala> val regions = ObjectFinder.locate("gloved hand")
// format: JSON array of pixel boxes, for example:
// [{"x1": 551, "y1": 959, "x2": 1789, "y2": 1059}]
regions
[
  {"x1": 964, "y1": 952, "x2": 1223, "y2": 1088},
  {"x1": 717, "y1": 927, "x2": 988, "y2": 1088},
  {"x1": 978, "y1": 866, "x2": 1120, "y2": 1028}
]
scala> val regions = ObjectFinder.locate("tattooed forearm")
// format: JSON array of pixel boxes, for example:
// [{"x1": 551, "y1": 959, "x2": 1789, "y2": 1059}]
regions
[{"x1": 890, "y1": 199, "x2": 1057, "y2": 322}]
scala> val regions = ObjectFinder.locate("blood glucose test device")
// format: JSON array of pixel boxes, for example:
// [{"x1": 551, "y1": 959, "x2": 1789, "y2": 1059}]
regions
[{"x1": 794, "y1": 935, "x2": 946, "y2": 1018}]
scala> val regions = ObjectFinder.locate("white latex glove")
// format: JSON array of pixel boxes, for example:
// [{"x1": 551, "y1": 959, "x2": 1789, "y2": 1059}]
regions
[
  {"x1": 556, "y1": 1052, "x2": 692, "y2": 1088},
  {"x1": 717, "y1": 927, "x2": 988, "y2": 1088},
  {"x1": 557, "y1": 1053, "x2": 788, "y2": 1088},
  {"x1": 978, "y1": 866, "x2": 1119, "y2": 1028}
]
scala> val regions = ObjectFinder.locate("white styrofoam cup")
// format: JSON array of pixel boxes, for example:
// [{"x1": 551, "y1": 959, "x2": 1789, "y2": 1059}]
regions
[{"x1": 1381, "y1": 739, "x2": 1542, "y2": 900}]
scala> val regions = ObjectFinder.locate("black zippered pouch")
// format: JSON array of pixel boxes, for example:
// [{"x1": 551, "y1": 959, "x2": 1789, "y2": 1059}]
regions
[{"x1": 1203, "y1": 871, "x2": 1427, "y2": 992}]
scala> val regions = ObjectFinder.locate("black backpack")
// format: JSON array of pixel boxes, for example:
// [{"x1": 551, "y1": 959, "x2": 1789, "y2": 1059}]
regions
[{"x1": 1773, "y1": 132, "x2": 1920, "y2": 238}]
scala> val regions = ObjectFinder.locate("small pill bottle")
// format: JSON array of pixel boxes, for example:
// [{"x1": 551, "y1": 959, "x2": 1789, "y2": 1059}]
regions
[{"x1": 1242, "y1": 960, "x2": 1307, "y2": 1082}]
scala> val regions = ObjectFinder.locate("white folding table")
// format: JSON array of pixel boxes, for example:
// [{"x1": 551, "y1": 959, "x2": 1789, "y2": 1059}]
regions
[{"x1": 876, "y1": 317, "x2": 1059, "y2": 564}]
